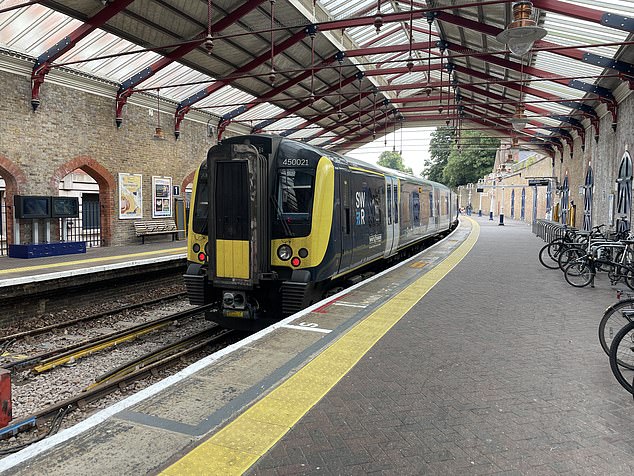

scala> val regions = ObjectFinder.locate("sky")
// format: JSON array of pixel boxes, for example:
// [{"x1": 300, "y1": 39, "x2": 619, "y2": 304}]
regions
[{"x1": 345, "y1": 126, "x2": 436, "y2": 176}]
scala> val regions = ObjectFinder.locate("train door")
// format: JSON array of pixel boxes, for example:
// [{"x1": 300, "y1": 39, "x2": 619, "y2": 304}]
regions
[
  {"x1": 391, "y1": 179, "x2": 400, "y2": 254},
  {"x1": 433, "y1": 186, "x2": 441, "y2": 230},
  {"x1": 384, "y1": 176, "x2": 398, "y2": 257},
  {"x1": 338, "y1": 170, "x2": 353, "y2": 272}
]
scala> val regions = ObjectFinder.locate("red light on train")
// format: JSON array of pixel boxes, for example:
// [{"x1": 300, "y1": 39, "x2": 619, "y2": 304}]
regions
[
  {"x1": 291, "y1": 257, "x2": 301, "y2": 267},
  {"x1": 198, "y1": 252, "x2": 206, "y2": 262}
]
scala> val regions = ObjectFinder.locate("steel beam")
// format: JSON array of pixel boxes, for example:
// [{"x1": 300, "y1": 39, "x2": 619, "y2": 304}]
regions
[
  {"x1": 115, "y1": 0, "x2": 267, "y2": 126},
  {"x1": 252, "y1": 72, "x2": 363, "y2": 133},
  {"x1": 280, "y1": 91, "x2": 374, "y2": 137},
  {"x1": 436, "y1": 11, "x2": 634, "y2": 76},
  {"x1": 174, "y1": 30, "x2": 307, "y2": 138},
  {"x1": 31, "y1": 0, "x2": 135, "y2": 111},
  {"x1": 446, "y1": 43, "x2": 615, "y2": 101},
  {"x1": 532, "y1": 0, "x2": 634, "y2": 33}
]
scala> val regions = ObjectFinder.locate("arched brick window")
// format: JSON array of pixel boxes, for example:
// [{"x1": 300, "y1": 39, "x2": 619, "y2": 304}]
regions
[
  {"x1": 560, "y1": 174, "x2": 569, "y2": 225},
  {"x1": 510, "y1": 189, "x2": 515, "y2": 219},
  {"x1": 583, "y1": 164, "x2": 593, "y2": 231},
  {"x1": 616, "y1": 151, "x2": 632, "y2": 234},
  {"x1": 521, "y1": 188, "x2": 526, "y2": 221}
]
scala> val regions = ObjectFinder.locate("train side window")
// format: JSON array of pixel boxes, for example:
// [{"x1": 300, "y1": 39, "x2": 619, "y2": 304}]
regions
[
  {"x1": 343, "y1": 179, "x2": 350, "y2": 234},
  {"x1": 412, "y1": 191, "x2": 420, "y2": 224},
  {"x1": 370, "y1": 188, "x2": 382, "y2": 226},
  {"x1": 394, "y1": 183, "x2": 399, "y2": 224},
  {"x1": 429, "y1": 192, "x2": 434, "y2": 217},
  {"x1": 387, "y1": 184, "x2": 392, "y2": 225}
]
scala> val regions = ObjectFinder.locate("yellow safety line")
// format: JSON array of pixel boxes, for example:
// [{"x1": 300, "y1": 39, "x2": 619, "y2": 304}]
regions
[
  {"x1": 33, "y1": 321, "x2": 172, "y2": 373},
  {"x1": 162, "y1": 218, "x2": 479, "y2": 476},
  {"x1": 0, "y1": 247, "x2": 186, "y2": 276}
]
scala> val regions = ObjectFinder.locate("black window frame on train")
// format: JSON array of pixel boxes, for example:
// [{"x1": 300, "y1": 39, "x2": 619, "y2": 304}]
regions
[
  {"x1": 192, "y1": 160, "x2": 208, "y2": 235},
  {"x1": 271, "y1": 140, "x2": 322, "y2": 238}
]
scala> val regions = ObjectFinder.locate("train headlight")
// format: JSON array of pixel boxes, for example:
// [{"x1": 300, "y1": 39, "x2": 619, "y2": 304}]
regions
[
  {"x1": 223, "y1": 293, "x2": 234, "y2": 306},
  {"x1": 277, "y1": 244, "x2": 292, "y2": 261},
  {"x1": 298, "y1": 248, "x2": 308, "y2": 258}
]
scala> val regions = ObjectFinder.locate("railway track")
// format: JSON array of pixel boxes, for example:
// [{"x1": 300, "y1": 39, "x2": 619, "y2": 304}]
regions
[
  {"x1": 0, "y1": 328, "x2": 235, "y2": 451},
  {"x1": 3, "y1": 303, "x2": 213, "y2": 372},
  {"x1": 0, "y1": 291, "x2": 187, "y2": 345},
  {"x1": 0, "y1": 300, "x2": 238, "y2": 450}
]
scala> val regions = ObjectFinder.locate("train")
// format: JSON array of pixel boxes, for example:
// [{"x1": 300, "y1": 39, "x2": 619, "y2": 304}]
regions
[{"x1": 184, "y1": 134, "x2": 458, "y2": 330}]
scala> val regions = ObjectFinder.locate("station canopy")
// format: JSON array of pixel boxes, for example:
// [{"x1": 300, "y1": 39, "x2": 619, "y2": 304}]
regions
[{"x1": 0, "y1": 0, "x2": 633, "y2": 156}]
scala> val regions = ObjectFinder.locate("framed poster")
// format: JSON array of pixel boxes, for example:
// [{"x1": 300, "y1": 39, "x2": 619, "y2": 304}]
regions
[
  {"x1": 119, "y1": 173, "x2": 143, "y2": 219},
  {"x1": 152, "y1": 176, "x2": 172, "y2": 218}
]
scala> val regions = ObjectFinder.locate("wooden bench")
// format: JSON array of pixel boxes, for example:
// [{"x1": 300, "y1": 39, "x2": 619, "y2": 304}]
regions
[{"x1": 134, "y1": 219, "x2": 179, "y2": 244}]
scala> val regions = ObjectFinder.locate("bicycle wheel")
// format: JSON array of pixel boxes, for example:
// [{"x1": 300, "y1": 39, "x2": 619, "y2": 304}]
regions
[
  {"x1": 599, "y1": 299, "x2": 634, "y2": 368},
  {"x1": 539, "y1": 242, "x2": 562, "y2": 269},
  {"x1": 564, "y1": 259, "x2": 593, "y2": 287},
  {"x1": 557, "y1": 246, "x2": 585, "y2": 271},
  {"x1": 608, "y1": 321, "x2": 634, "y2": 396}
]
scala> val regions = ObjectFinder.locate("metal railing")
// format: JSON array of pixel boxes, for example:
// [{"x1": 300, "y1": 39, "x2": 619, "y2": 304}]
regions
[
  {"x1": 58, "y1": 202, "x2": 102, "y2": 248},
  {"x1": 0, "y1": 201, "x2": 7, "y2": 256}
]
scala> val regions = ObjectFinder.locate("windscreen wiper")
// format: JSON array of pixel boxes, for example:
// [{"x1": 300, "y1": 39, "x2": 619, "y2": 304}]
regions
[{"x1": 270, "y1": 195, "x2": 294, "y2": 237}]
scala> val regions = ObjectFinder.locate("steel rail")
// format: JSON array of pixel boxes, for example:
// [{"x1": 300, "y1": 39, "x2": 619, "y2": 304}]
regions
[
  {"x1": 86, "y1": 327, "x2": 227, "y2": 389},
  {"x1": 0, "y1": 330, "x2": 234, "y2": 441},
  {"x1": 0, "y1": 292, "x2": 187, "y2": 344},
  {"x1": 3, "y1": 304, "x2": 213, "y2": 372}
]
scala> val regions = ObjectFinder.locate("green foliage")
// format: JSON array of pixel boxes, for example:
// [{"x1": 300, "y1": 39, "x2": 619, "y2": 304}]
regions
[
  {"x1": 442, "y1": 130, "x2": 500, "y2": 187},
  {"x1": 422, "y1": 126, "x2": 455, "y2": 183},
  {"x1": 377, "y1": 150, "x2": 413, "y2": 174}
]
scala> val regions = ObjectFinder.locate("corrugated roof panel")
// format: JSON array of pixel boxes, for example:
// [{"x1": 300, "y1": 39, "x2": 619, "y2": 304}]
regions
[
  {"x1": 262, "y1": 116, "x2": 306, "y2": 134},
  {"x1": 196, "y1": 87, "x2": 255, "y2": 115},
  {"x1": 551, "y1": 0, "x2": 634, "y2": 17},
  {"x1": 239, "y1": 102, "x2": 286, "y2": 122}
]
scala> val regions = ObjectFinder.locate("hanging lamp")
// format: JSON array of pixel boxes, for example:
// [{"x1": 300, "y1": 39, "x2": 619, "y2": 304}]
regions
[
  {"x1": 509, "y1": 104, "x2": 528, "y2": 131},
  {"x1": 496, "y1": 1, "x2": 546, "y2": 56}
]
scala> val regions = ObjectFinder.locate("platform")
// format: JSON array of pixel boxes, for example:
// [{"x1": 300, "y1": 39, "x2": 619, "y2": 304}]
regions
[
  {"x1": 1, "y1": 217, "x2": 633, "y2": 475},
  {"x1": 0, "y1": 241, "x2": 187, "y2": 324}
]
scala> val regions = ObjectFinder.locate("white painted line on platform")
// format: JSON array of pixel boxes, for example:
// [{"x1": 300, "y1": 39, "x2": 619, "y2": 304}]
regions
[
  {"x1": 0, "y1": 254, "x2": 186, "y2": 288},
  {"x1": 333, "y1": 302, "x2": 367, "y2": 308},
  {"x1": 281, "y1": 324, "x2": 332, "y2": 333},
  {"x1": 0, "y1": 223, "x2": 464, "y2": 473}
]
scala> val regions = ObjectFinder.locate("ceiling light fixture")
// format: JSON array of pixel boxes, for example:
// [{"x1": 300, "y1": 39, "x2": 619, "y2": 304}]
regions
[
  {"x1": 496, "y1": 1, "x2": 547, "y2": 57},
  {"x1": 509, "y1": 104, "x2": 528, "y2": 131}
]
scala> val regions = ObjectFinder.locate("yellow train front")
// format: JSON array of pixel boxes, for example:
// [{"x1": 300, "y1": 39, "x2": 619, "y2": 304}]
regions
[{"x1": 184, "y1": 134, "x2": 456, "y2": 330}]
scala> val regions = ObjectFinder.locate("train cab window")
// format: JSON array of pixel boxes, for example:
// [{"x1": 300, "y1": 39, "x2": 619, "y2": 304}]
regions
[
  {"x1": 192, "y1": 160, "x2": 208, "y2": 234},
  {"x1": 273, "y1": 168, "x2": 314, "y2": 237},
  {"x1": 279, "y1": 168, "x2": 313, "y2": 214}
]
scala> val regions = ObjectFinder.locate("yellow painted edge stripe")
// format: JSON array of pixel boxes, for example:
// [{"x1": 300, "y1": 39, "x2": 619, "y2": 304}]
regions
[
  {"x1": 349, "y1": 166, "x2": 384, "y2": 177},
  {"x1": 0, "y1": 247, "x2": 186, "y2": 275},
  {"x1": 161, "y1": 218, "x2": 479, "y2": 476}
]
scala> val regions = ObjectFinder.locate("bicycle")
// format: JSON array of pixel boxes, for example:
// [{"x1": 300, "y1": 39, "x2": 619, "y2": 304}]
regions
[
  {"x1": 563, "y1": 240, "x2": 634, "y2": 289},
  {"x1": 538, "y1": 226, "x2": 596, "y2": 269},
  {"x1": 608, "y1": 320, "x2": 634, "y2": 398},
  {"x1": 556, "y1": 226, "x2": 626, "y2": 272},
  {"x1": 598, "y1": 292, "x2": 634, "y2": 368}
]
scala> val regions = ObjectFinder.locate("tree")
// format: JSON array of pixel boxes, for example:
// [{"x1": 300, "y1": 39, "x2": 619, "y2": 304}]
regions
[
  {"x1": 377, "y1": 150, "x2": 413, "y2": 174},
  {"x1": 422, "y1": 126, "x2": 455, "y2": 183},
  {"x1": 442, "y1": 130, "x2": 500, "y2": 187}
]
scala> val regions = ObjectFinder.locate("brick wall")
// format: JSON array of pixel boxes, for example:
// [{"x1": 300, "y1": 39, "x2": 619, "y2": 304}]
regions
[
  {"x1": 473, "y1": 91, "x2": 634, "y2": 230},
  {"x1": 0, "y1": 66, "x2": 220, "y2": 246}
]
